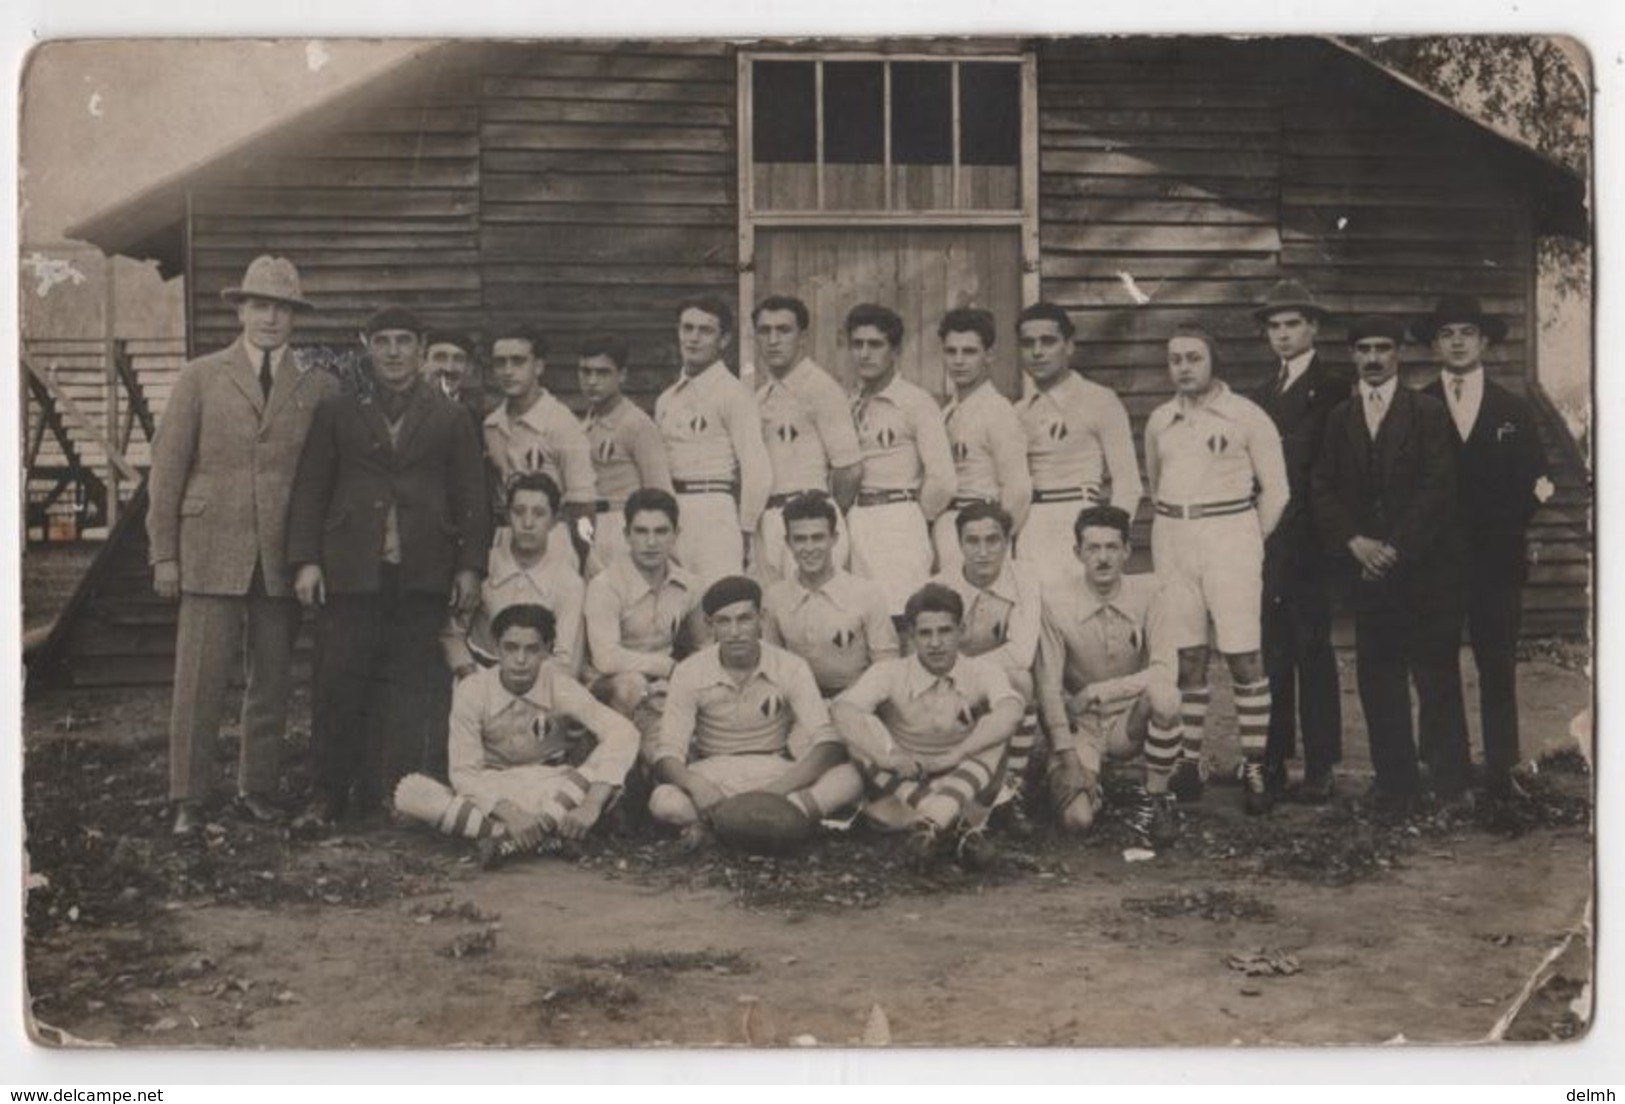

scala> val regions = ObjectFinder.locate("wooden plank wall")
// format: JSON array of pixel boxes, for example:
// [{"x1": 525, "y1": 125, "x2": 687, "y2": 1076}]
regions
[
  {"x1": 187, "y1": 50, "x2": 486, "y2": 354},
  {"x1": 1035, "y1": 37, "x2": 1587, "y2": 636},
  {"x1": 478, "y1": 41, "x2": 739, "y2": 405}
]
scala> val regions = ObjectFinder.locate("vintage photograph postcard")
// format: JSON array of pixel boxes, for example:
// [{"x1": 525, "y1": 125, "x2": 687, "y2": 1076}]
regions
[{"x1": 17, "y1": 33, "x2": 1593, "y2": 1052}]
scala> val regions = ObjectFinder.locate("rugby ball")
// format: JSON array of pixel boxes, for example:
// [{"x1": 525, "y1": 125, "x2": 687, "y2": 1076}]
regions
[{"x1": 706, "y1": 791, "x2": 814, "y2": 856}]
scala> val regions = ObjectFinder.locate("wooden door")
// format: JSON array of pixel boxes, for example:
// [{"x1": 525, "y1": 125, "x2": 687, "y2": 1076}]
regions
[{"x1": 753, "y1": 227, "x2": 1023, "y2": 403}]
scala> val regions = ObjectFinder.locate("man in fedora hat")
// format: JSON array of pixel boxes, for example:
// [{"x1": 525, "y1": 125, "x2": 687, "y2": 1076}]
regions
[
  {"x1": 1251, "y1": 279, "x2": 1349, "y2": 802},
  {"x1": 1311, "y1": 315, "x2": 1469, "y2": 816},
  {"x1": 148, "y1": 255, "x2": 340, "y2": 836},
  {"x1": 1418, "y1": 294, "x2": 1550, "y2": 805},
  {"x1": 288, "y1": 305, "x2": 490, "y2": 826}
]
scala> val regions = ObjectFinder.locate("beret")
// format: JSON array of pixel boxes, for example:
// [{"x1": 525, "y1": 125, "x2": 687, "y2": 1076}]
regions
[
  {"x1": 363, "y1": 306, "x2": 426, "y2": 337},
  {"x1": 1346, "y1": 314, "x2": 1407, "y2": 345},
  {"x1": 702, "y1": 575, "x2": 763, "y2": 617}
]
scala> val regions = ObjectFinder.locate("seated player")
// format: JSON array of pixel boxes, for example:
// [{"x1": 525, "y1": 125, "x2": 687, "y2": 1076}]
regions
[
  {"x1": 927, "y1": 501, "x2": 1043, "y2": 822},
  {"x1": 444, "y1": 471, "x2": 586, "y2": 682},
  {"x1": 761, "y1": 491, "x2": 899, "y2": 697},
  {"x1": 394, "y1": 604, "x2": 638, "y2": 866},
  {"x1": 1035, "y1": 506, "x2": 1183, "y2": 847},
  {"x1": 583, "y1": 488, "x2": 705, "y2": 755},
  {"x1": 647, "y1": 576, "x2": 862, "y2": 850},
  {"x1": 832, "y1": 583, "x2": 1025, "y2": 870}
]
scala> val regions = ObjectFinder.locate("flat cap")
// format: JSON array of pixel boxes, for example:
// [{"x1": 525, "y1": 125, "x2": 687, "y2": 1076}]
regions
[{"x1": 363, "y1": 306, "x2": 425, "y2": 337}]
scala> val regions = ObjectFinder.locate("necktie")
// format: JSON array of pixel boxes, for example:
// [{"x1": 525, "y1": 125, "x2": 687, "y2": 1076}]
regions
[
  {"x1": 1450, "y1": 376, "x2": 1464, "y2": 403},
  {"x1": 1275, "y1": 362, "x2": 1291, "y2": 395},
  {"x1": 259, "y1": 348, "x2": 274, "y2": 400},
  {"x1": 1366, "y1": 388, "x2": 1385, "y2": 438}
]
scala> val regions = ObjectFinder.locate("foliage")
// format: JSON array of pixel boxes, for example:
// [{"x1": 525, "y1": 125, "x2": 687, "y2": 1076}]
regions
[
  {"x1": 1350, "y1": 36, "x2": 1589, "y2": 174},
  {"x1": 1349, "y1": 36, "x2": 1591, "y2": 301}
]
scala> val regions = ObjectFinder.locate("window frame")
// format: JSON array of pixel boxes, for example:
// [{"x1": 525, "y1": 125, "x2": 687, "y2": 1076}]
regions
[
  {"x1": 739, "y1": 50, "x2": 1034, "y2": 225},
  {"x1": 735, "y1": 49, "x2": 1040, "y2": 383}
]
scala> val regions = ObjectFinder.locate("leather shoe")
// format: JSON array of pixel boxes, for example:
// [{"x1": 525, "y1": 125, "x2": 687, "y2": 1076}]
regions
[
  {"x1": 1168, "y1": 759, "x2": 1206, "y2": 804},
  {"x1": 1487, "y1": 773, "x2": 1532, "y2": 802},
  {"x1": 290, "y1": 801, "x2": 334, "y2": 839},
  {"x1": 1293, "y1": 770, "x2": 1336, "y2": 805},
  {"x1": 1241, "y1": 761, "x2": 1275, "y2": 816},
  {"x1": 233, "y1": 793, "x2": 279, "y2": 823},
  {"x1": 171, "y1": 801, "x2": 204, "y2": 838}
]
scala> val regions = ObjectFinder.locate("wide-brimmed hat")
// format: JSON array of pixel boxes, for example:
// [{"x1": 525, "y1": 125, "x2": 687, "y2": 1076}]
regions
[
  {"x1": 1413, "y1": 294, "x2": 1507, "y2": 344},
  {"x1": 1252, "y1": 278, "x2": 1329, "y2": 324},
  {"x1": 220, "y1": 255, "x2": 314, "y2": 311}
]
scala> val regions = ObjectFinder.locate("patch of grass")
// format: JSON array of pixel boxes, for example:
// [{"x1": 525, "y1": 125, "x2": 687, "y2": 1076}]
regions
[
  {"x1": 565, "y1": 948, "x2": 754, "y2": 976},
  {"x1": 1121, "y1": 887, "x2": 1277, "y2": 922},
  {"x1": 535, "y1": 971, "x2": 640, "y2": 1024}
]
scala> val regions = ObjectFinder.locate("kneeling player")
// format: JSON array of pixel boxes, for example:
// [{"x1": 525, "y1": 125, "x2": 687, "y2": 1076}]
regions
[
  {"x1": 648, "y1": 575, "x2": 861, "y2": 850},
  {"x1": 394, "y1": 604, "x2": 639, "y2": 866},
  {"x1": 1036, "y1": 506, "x2": 1183, "y2": 846},
  {"x1": 832, "y1": 583, "x2": 1025, "y2": 869}
]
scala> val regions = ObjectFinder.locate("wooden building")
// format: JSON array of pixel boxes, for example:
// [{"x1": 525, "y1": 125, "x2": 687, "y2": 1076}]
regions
[{"x1": 37, "y1": 35, "x2": 1591, "y2": 687}]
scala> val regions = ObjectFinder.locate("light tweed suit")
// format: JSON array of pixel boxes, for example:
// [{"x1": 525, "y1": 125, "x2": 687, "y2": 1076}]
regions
[{"x1": 147, "y1": 338, "x2": 340, "y2": 801}]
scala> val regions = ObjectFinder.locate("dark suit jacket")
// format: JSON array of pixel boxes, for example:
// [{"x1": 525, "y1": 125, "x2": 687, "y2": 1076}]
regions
[
  {"x1": 1422, "y1": 373, "x2": 1547, "y2": 587},
  {"x1": 1255, "y1": 351, "x2": 1353, "y2": 585},
  {"x1": 287, "y1": 382, "x2": 490, "y2": 596},
  {"x1": 1311, "y1": 384, "x2": 1462, "y2": 610}
]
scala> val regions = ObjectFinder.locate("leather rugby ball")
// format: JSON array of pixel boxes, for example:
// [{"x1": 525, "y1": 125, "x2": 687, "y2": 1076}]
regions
[{"x1": 707, "y1": 791, "x2": 814, "y2": 856}]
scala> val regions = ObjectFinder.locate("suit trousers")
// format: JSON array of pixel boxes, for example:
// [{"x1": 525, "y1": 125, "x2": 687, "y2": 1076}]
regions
[
  {"x1": 312, "y1": 570, "x2": 453, "y2": 812},
  {"x1": 1463, "y1": 572, "x2": 1524, "y2": 788},
  {"x1": 169, "y1": 571, "x2": 300, "y2": 802},
  {"x1": 1262, "y1": 577, "x2": 1343, "y2": 777},
  {"x1": 1353, "y1": 585, "x2": 1471, "y2": 799}
]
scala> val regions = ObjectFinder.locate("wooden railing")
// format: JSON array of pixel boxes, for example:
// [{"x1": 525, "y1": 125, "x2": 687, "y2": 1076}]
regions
[{"x1": 22, "y1": 336, "x2": 187, "y2": 541}]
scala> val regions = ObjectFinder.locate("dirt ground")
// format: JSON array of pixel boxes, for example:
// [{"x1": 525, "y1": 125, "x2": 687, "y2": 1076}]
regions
[{"x1": 21, "y1": 650, "x2": 1593, "y2": 1049}]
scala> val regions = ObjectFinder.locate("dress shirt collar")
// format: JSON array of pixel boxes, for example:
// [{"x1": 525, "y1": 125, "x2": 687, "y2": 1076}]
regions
[
  {"x1": 489, "y1": 388, "x2": 560, "y2": 435},
  {"x1": 959, "y1": 560, "x2": 1024, "y2": 606},
  {"x1": 242, "y1": 339, "x2": 290, "y2": 374},
  {"x1": 479, "y1": 663, "x2": 553, "y2": 713},
  {"x1": 761, "y1": 356, "x2": 819, "y2": 395},
  {"x1": 903, "y1": 654, "x2": 968, "y2": 698},
  {"x1": 1174, "y1": 379, "x2": 1240, "y2": 419},
  {"x1": 676, "y1": 360, "x2": 730, "y2": 391},
  {"x1": 858, "y1": 372, "x2": 908, "y2": 406},
  {"x1": 1025, "y1": 369, "x2": 1083, "y2": 408},
  {"x1": 1075, "y1": 575, "x2": 1132, "y2": 622},
  {"x1": 486, "y1": 534, "x2": 554, "y2": 588},
  {"x1": 1281, "y1": 349, "x2": 1316, "y2": 390},
  {"x1": 1442, "y1": 367, "x2": 1484, "y2": 404},
  {"x1": 689, "y1": 642, "x2": 790, "y2": 690},
  {"x1": 1362, "y1": 376, "x2": 1399, "y2": 407},
  {"x1": 608, "y1": 553, "x2": 690, "y2": 605},
  {"x1": 788, "y1": 569, "x2": 859, "y2": 611},
  {"x1": 583, "y1": 393, "x2": 624, "y2": 424},
  {"x1": 946, "y1": 377, "x2": 995, "y2": 414}
]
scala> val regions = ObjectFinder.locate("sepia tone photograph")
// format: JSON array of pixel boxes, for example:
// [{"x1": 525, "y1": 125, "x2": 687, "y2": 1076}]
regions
[{"x1": 16, "y1": 30, "x2": 1594, "y2": 1054}]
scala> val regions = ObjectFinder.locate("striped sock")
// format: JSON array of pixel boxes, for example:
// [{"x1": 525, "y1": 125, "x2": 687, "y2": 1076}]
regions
[
  {"x1": 436, "y1": 796, "x2": 501, "y2": 840},
  {"x1": 1004, "y1": 711, "x2": 1040, "y2": 795},
  {"x1": 1144, "y1": 719, "x2": 1183, "y2": 793},
  {"x1": 1234, "y1": 678, "x2": 1272, "y2": 763},
  {"x1": 1179, "y1": 686, "x2": 1211, "y2": 763}
]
